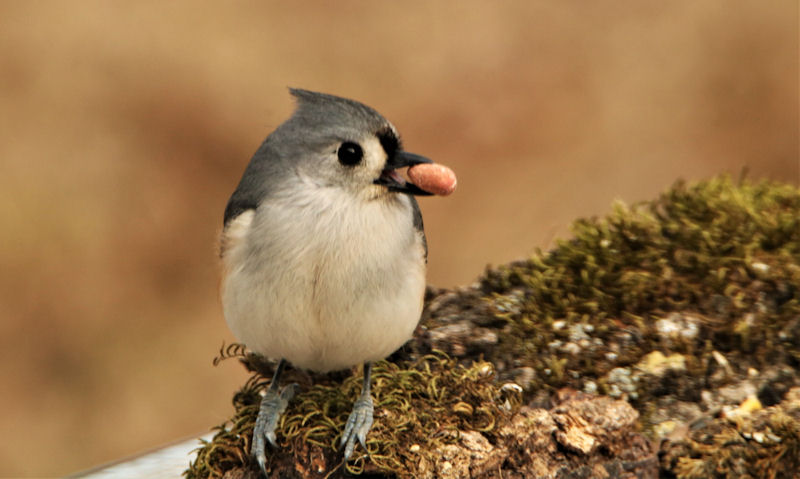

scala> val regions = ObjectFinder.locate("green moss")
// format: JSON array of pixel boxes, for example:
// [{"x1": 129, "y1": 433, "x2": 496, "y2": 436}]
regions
[{"x1": 471, "y1": 176, "x2": 800, "y2": 403}]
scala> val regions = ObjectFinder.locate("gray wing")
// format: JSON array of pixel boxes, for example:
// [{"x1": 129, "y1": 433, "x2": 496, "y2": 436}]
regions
[
  {"x1": 409, "y1": 196, "x2": 428, "y2": 262},
  {"x1": 223, "y1": 139, "x2": 283, "y2": 226}
]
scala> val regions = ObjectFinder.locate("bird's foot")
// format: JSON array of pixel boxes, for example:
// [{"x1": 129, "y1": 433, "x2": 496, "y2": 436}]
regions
[
  {"x1": 340, "y1": 394, "x2": 374, "y2": 460},
  {"x1": 251, "y1": 383, "x2": 298, "y2": 475}
]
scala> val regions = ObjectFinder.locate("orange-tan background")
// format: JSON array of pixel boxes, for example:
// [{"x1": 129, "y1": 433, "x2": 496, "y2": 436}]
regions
[{"x1": 1, "y1": 2, "x2": 797, "y2": 476}]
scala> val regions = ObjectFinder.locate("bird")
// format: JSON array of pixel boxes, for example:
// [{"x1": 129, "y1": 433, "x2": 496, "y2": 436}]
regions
[{"x1": 219, "y1": 88, "x2": 449, "y2": 475}]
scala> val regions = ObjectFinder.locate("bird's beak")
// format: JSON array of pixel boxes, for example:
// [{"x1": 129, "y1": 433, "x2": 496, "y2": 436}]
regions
[{"x1": 374, "y1": 151, "x2": 434, "y2": 196}]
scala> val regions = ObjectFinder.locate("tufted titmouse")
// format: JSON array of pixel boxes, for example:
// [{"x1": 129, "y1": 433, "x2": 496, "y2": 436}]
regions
[{"x1": 219, "y1": 89, "x2": 454, "y2": 473}]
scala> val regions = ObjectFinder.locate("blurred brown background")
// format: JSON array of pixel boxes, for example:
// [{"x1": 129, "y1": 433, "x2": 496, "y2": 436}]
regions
[{"x1": 1, "y1": 1, "x2": 797, "y2": 476}]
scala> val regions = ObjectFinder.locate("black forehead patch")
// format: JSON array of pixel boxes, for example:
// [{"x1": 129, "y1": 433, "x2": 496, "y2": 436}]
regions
[{"x1": 377, "y1": 127, "x2": 401, "y2": 158}]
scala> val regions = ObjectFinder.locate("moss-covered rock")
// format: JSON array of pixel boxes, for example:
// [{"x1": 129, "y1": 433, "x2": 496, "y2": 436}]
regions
[
  {"x1": 189, "y1": 354, "x2": 519, "y2": 478},
  {"x1": 186, "y1": 176, "x2": 800, "y2": 478}
]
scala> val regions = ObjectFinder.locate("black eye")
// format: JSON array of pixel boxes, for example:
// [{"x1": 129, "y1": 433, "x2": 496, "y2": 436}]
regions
[{"x1": 337, "y1": 142, "x2": 363, "y2": 166}]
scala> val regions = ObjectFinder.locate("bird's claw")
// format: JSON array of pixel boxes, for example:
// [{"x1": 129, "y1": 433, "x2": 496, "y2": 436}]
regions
[
  {"x1": 251, "y1": 383, "x2": 298, "y2": 475},
  {"x1": 341, "y1": 395, "x2": 374, "y2": 460}
]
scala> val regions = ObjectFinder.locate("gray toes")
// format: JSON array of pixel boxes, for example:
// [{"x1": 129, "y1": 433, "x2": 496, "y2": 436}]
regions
[
  {"x1": 341, "y1": 395, "x2": 374, "y2": 459},
  {"x1": 251, "y1": 383, "x2": 299, "y2": 473}
]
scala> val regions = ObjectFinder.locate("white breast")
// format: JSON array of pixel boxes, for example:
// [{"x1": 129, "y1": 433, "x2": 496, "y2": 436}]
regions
[{"x1": 220, "y1": 185, "x2": 426, "y2": 372}]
